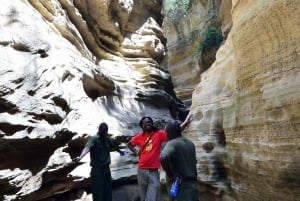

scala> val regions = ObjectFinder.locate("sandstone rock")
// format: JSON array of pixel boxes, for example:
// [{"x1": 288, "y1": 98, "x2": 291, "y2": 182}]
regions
[
  {"x1": 0, "y1": 0, "x2": 186, "y2": 200},
  {"x1": 184, "y1": 0, "x2": 300, "y2": 200},
  {"x1": 1, "y1": 0, "x2": 299, "y2": 200}
]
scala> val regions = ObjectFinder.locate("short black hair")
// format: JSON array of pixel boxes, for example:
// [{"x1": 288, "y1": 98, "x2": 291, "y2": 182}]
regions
[
  {"x1": 98, "y1": 122, "x2": 108, "y2": 133},
  {"x1": 165, "y1": 120, "x2": 181, "y2": 138}
]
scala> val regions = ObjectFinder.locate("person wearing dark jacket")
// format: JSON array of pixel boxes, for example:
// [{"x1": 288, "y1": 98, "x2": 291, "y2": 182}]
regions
[
  {"x1": 73, "y1": 122, "x2": 124, "y2": 201},
  {"x1": 160, "y1": 119, "x2": 199, "y2": 201}
]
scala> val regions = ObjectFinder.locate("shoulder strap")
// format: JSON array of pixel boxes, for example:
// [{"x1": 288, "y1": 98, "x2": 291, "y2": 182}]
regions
[{"x1": 140, "y1": 132, "x2": 155, "y2": 154}]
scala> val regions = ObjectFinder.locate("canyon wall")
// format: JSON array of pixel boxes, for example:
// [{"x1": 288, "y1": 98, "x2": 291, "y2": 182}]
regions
[
  {"x1": 0, "y1": 0, "x2": 300, "y2": 201},
  {"x1": 0, "y1": 0, "x2": 184, "y2": 200},
  {"x1": 164, "y1": 0, "x2": 300, "y2": 200}
]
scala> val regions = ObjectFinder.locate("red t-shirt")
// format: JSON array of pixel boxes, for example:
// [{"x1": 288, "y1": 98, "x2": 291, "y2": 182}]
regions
[{"x1": 130, "y1": 130, "x2": 168, "y2": 169}]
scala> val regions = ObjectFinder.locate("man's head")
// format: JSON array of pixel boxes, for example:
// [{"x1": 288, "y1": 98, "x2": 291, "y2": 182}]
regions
[
  {"x1": 98, "y1": 122, "x2": 108, "y2": 137},
  {"x1": 165, "y1": 120, "x2": 181, "y2": 140},
  {"x1": 139, "y1": 117, "x2": 154, "y2": 132}
]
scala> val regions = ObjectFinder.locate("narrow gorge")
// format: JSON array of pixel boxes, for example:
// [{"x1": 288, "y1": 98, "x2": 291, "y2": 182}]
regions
[{"x1": 0, "y1": 0, "x2": 299, "y2": 201}]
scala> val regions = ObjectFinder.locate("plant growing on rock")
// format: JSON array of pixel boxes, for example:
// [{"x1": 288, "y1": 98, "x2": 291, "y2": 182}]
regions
[
  {"x1": 164, "y1": 0, "x2": 191, "y2": 19},
  {"x1": 197, "y1": 26, "x2": 223, "y2": 52}
]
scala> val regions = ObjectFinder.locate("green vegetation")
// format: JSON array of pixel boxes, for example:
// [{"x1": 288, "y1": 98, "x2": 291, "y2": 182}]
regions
[
  {"x1": 164, "y1": 0, "x2": 191, "y2": 18},
  {"x1": 197, "y1": 27, "x2": 223, "y2": 52}
]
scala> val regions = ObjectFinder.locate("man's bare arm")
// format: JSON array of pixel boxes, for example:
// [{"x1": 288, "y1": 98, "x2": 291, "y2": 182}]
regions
[
  {"x1": 127, "y1": 142, "x2": 139, "y2": 156},
  {"x1": 160, "y1": 153, "x2": 174, "y2": 179},
  {"x1": 180, "y1": 113, "x2": 193, "y2": 131},
  {"x1": 73, "y1": 147, "x2": 90, "y2": 162}
]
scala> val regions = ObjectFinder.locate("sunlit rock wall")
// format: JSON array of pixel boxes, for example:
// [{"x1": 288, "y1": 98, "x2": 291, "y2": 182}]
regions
[
  {"x1": 2, "y1": 0, "x2": 300, "y2": 200},
  {"x1": 162, "y1": 0, "x2": 224, "y2": 106},
  {"x1": 0, "y1": 0, "x2": 187, "y2": 200},
  {"x1": 180, "y1": 0, "x2": 300, "y2": 200}
]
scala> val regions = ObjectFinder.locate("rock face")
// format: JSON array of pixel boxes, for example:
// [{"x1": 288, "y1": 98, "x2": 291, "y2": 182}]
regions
[
  {"x1": 1, "y1": 0, "x2": 300, "y2": 201},
  {"x1": 0, "y1": 0, "x2": 186, "y2": 200},
  {"x1": 162, "y1": 0, "x2": 224, "y2": 106},
  {"x1": 167, "y1": 0, "x2": 300, "y2": 201}
]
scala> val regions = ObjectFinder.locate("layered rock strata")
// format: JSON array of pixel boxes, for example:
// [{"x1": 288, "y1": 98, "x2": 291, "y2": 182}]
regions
[
  {"x1": 177, "y1": 0, "x2": 300, "y2": 200},
  {"x1": 162, "y1": 0, "x2": 224, "y2": 106},
  {"x1": 0, "y1": 0, "x2": 186, "y2": 200},
  {"x1": 1, "y1": 0, "x2": 300, "y2": 200}
]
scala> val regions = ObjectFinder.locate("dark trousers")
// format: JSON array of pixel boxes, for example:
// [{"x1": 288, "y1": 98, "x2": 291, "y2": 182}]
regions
[
  {"x1": 175, "y1": 180, "x2": 199, "y2": 201},
  {"x1": 91, "y1": 166, "x2": 112, "y2": 201}
]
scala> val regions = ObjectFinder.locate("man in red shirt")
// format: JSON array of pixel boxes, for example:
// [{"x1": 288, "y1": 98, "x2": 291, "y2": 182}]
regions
[{"x1": 127, "y1": 115, "x2": 192, "y2": 201}]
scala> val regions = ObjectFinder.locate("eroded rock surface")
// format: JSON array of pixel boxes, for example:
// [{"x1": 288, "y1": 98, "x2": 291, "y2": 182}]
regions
[
  {"x1": 162, "y1": 0, "x2": 225, "y2": 106},
  {"x1": 180, "y1": 0, "x2": 300, "y2": 201},
  {"x1": 1, "y1": 0, "x2": 300, "y2": 201},
  {"x1": 0, "y1": 0, "x2": 186, "y2": 200}
]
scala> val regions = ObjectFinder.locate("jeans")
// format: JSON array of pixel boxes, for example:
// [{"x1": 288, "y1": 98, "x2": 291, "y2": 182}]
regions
[{"x1": 137, "y1": 168, "x2": 160, "y2": 201}]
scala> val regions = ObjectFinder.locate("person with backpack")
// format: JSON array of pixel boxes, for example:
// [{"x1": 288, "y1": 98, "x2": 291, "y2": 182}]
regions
[
  {"x1": 127, "y1": 115, "x2": 192, "y2": 201},
  {"x1": 73, "y1": 122, "x2": 124, "y2": 201}
]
